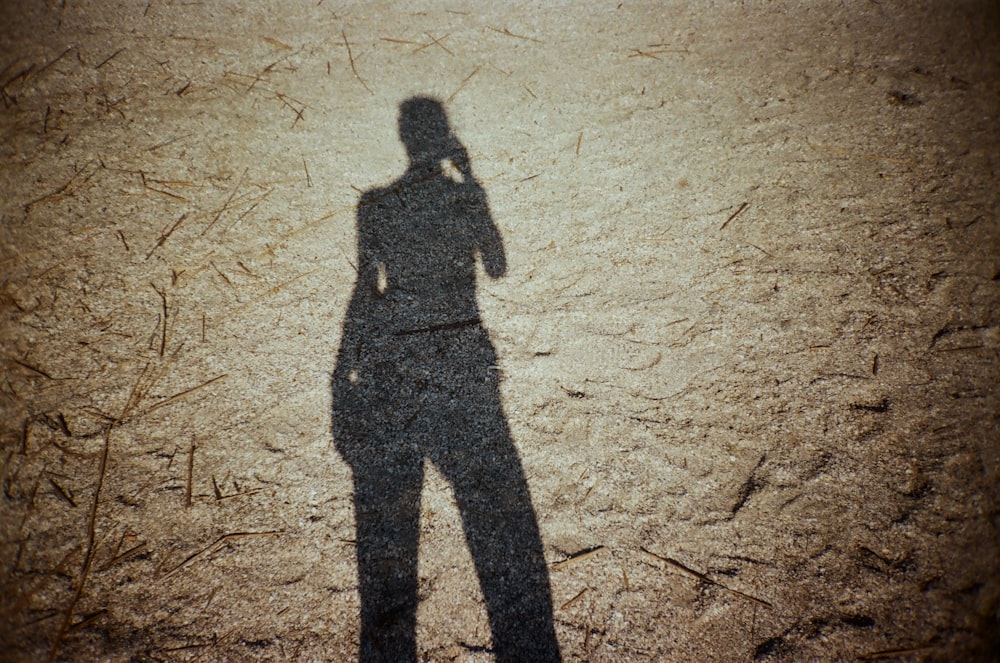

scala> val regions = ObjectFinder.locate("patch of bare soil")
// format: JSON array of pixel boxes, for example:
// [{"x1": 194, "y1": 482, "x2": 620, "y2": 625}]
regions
[{"x1": 2, "y1": 1, "x2": 998, "y2": 661}]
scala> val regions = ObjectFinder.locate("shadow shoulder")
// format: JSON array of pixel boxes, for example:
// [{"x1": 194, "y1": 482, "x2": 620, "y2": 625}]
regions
[{"x1": 358, "y1": 186, "x2": 388, "y2": 207}]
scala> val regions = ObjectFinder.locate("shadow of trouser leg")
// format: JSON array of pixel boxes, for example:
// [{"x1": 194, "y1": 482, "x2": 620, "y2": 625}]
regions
[
  {"x1": 450, "y1": 453, "x2": 562, "y2": 662},
  {"x1": 352, "y1": 453, "x2": 424, "y2": 663}
]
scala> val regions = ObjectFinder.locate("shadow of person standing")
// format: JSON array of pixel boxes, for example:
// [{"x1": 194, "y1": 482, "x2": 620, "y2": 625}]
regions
[{"x1": 332, "y1": 97, "x2": 561, "y2": 662}]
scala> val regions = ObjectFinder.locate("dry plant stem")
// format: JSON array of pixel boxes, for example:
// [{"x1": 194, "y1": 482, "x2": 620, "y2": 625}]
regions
[
  {"x1": 641, "y1": 547, "x2": 772, "y2": 608},
  {"x1": 160, "y1": 531, "x2": 283, "y2": 580},
  {"x1": 552, "y1": 545, "x2": 605, "y2": 570},
  {"x1": 186, "y1": 442, "x2": 196, "y2": 508},
  {"x1": 560, "y1": 587, "x2": 588, "y2": 610},
  {"x1": 720, "y1": 201, "x2": 749, "y2": 230},
  {"x1": 146, "y1": 213, "x2": 188, "y2": 260},
  {"x1": 11, "y1": 545, "x2": 82, "y2": 617},
  {"x1": 202, "y1": 168, "x2": 248, "y2": 236},
  {"x1": 487, "y1": 26, "x2": 543, "y2": 43},
  {"x1": 342, "y1": 31, "x2": 373, "y2": 95},
  {"x1": 142, "y1": 373, "x2": 228, "y2": 416},
  {"x1": 152, "y1": 284, "x2": 168, "y2": 357},
  {"x1": 446, "y1": 65, "x2": 481, "y2": 103},
  {"x1": 48, "y1": 425, "x2": 111, "y2": 663}
]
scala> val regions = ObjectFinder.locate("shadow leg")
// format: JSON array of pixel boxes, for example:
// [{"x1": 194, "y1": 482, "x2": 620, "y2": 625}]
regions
[
  {"x1": 440, "y1": 429, "x2": 562, "y2": 662},
  {"x1": 352, "y1": 448, "x2": 424, "y2": 663}
]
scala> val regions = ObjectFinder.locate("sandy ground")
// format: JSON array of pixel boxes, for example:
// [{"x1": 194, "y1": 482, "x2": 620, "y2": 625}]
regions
[{"x1": 1, "y1": 1, "x2": 998, "y2": 661}]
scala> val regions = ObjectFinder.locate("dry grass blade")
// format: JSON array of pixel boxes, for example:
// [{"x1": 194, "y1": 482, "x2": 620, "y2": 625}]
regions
[
  {"x1": 641, "y1": 547, "x2": 772, "y2": 608},
  {"x1": 152, "y1": 284, "x2": 168, "y2": 357},
  {"x1": 487, "y1": 26, "x2": 542, "y2": 43},
  {"x1": 342, "y1": 31, "x2": 373, "y2": 95},
  {"x1": 859, "y1": 645, "x2": 936, "y2": 660},
  {"x1": 559, "y1": 588, "x2": 588, "y2": 610},
  {"x1": 119, "y1": 362, "x2": 152, "y2": 422},
  {"x1": 142, "y1": 374, "x2": 228, "y2": 415},
  {"x1": 48, "y1": 477, "x2": 77, "y2": 507},
  {"x1": 9, "y1": 545, "x2": 81, "y2": 616},
  {"x1": 24, "y1": 159, "x2": 101, "y2": 211},
  {"x1": 186, "y1": 442, "x2": 196, "y2": 508},
  {"x1": 552, "y1": 545, "x2": 605, "y2": 570},
  {"x1": 67, "y1": 609, "x2": 107, "y2": 633},
  {"x1": 202, "y1": 168, "x2": 248, "y2": 236},
  {"x1": 48, "y1": 426, "x2": 111, "y2": 663},
  {"x1": 95, "y1": 48, "x2": 125, "y2": 69},
  {"x1": 160, "y1": 531, "x2": 283, "y2": 580},
  {"x1": 720, "y1": 201, "x2": 749, "y2": 230},
  {"x1": 191, "y1": 627, "x2": 238, "y2": 662},
  {"x1": 146, "y1": 213, "x2": 188, "y2": 260},
  {"x1": 98, "y1": 542, "x2": 146, "y2": 572},
  {"x1": 12, "y1": 357, "x2": 55, "y2": 379},
  {"x1": 33, "y1": 46, "x2": 76, "y2": 79},
  {"x1": 446, "y1": 65, "x2": 481, "y2": 103}
]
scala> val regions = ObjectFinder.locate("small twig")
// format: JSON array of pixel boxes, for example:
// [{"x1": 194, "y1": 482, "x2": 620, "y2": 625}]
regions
[
  {"x1": 552, "y1": 545, "x2": 605, "y2": 570},
  {"x1": 260, "y1": 35, "x2": 293, "y2": 50},
  {"x1": 559, "y1": 588, "x2": 588, "y2": 610},
  {"x1": 342, "y1": 31, "x2": 373, "y2": 94},
  {"x1": 641, "y1": 547, "x2": 772, "y2": 608},
  {"x1": 11, "y1": 545, "x2": 81, "y2": 615},
  {"x1": 186, "y1": 442, "x2": 196, "y2": 508},
  {"x1": 98, "y1": 542, "x2": 146, "y2": 571},
  {"x1": 146, "y1": 133, "x2": 192, "y2": 152},
  {"x1": 120, "y1": 362, "x2": 152, "y2": 423},
  {"x1": 222, "y1": 188, "x2": 271, "y2": 236},
  {"x1": 628, "y1": 48, "x2": 689, "y2": 59},
  {"x1": 859, "y1": 645, "x2": 937, "y2": 660},
  {"x1": 48, "y1": 477, "x2": 77, "y2": 507},
  {"x1": 422, "y1": 33, "x2": 454, "y2": 56},
  {"x1": 488, "y1": 26, "x2": 542, "y2": 43},
  {"x1": 202, "y1": 168, "x2": 248, "y2": 235},
  {"x1": 210, "y1": 261, "x2": 234, "y2": 287},
  {"x1": 67, "y1": 609, "x2": 107, "y2": 634},
  {"x1": 381, "y1": 37, "x2": 423, "y2": 46},
  {"x1": 34, "y1": 46, "x2": 76, "y2": 79},
  {"x1": 56, "y1": 413, "x2": 72, "y2": 437},
  {"x1": 24, "y1": 160, "x2": 100, "y2": 212},
  {"x1": 95, "y1": 48, "x2": 126, "y2": 69},
  {"x1": 720, "y1": 201, "x2": 749, "y2": 231},
  {"x1": 13, "y1": 358, "x2": 54, "y2": 379},
  {"x1": 143, "y1": 374, "x2": 228, "y2": 414},
  {"x1": 48, "y1": 426, "x2": 111, "y2": 663},
  {"x1": 245, "y1": 268, "x2": 317, "y2": 305},
  {"x1": 191, "y1": 627, "x2": 238, "y2": 662},
  {"x1": 275, "y1": 91, "x2": 306, "y2": 127},
  {"x1": 151, "y1": 284, "x2": 167, "y2": 356},
  {"x1": 215, "y1": 488, "x2": 264, "y2": 501},
  {"x1": 146, "y1": 213, "x2": 188, "y2": 260},
  {"x1": 2, "y1": 63, "x2": 35, "y2": 91},
  {"x1": 447, "y1": 65, "x2": 481, "y2": 103},
  {"x1": 160, "y1": 531, "x2": 283, "y2": 580}
]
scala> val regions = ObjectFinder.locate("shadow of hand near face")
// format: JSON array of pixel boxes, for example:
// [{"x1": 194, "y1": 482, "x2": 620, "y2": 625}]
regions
[{"x1": 332, "y1": 97, "x2": 561, "y2": 662}]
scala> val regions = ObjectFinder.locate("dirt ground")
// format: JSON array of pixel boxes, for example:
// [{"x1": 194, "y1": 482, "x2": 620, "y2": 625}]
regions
[{"x1": 1, "y1": 1, "x2": 998, "y2": 661}]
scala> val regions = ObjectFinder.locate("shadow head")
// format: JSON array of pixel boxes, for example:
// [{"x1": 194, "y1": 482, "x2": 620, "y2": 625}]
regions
[{"x1": 398, "y1": 96, "x2": 454, "y2": 164}]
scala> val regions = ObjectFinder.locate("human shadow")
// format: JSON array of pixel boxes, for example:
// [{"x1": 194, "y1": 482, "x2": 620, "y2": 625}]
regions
[{"x1": 331, "y1": 97, "x2": 561, "y2": 662}]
